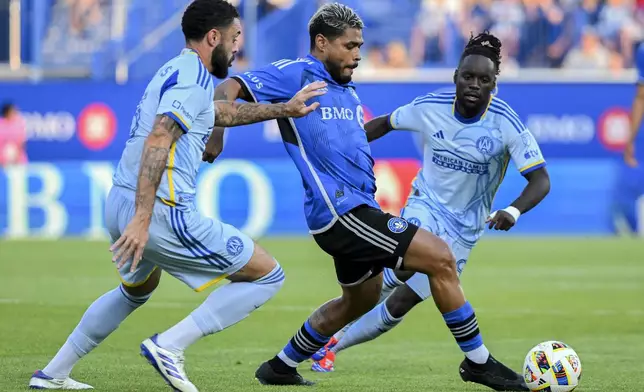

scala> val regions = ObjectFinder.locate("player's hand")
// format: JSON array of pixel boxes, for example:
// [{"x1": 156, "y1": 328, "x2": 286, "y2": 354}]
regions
[
  {"x1": 110, "y1": 217, "x2": 150, "y2": 272},
  {"x1": 284, "y1": 81, "x2": 328, "y2": 118},
  {"x1": 623, "y1": 142, "x2": 638, "y2": 167},
  {"x1": 486, "y1": 210, "x2": 516, "y2": 231}
]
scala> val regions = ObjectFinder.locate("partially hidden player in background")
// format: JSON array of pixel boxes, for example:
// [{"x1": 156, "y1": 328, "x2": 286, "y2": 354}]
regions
[
  {"x1": 618, "y1": 41, "x2": 644, "y2": 232},
  {"x1": 29, "y1": 1, "x2": 326, "y2": 391},
  {"x1": 310, "y1": 32, "x2": 552, "y2": 391},
  {"x1": 623, "y1": 41, "x2": 644, "y2": 168},
  {"x1": 206, "y1": 4, "x2": 530, "y2": 390}
]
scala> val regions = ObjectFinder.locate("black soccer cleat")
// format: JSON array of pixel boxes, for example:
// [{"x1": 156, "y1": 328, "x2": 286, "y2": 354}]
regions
[
  {"x1": 459, "y1": 355, "x2": 529, "y2": 391},
  {"x1": 255, "y1": 361, "x2": 315, "y2": 386}
]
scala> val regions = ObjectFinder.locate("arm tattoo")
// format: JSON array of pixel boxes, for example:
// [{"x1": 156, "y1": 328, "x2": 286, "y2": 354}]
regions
[
  {"x1": 134, "y1": 115, "x2": 183, "y2": 220},
  {"x1": 206, "y1": 84, "x2": 235, "y2": 157},
  {"x1": 214, "y1": 101, "x2": 289, "y2": 127}
]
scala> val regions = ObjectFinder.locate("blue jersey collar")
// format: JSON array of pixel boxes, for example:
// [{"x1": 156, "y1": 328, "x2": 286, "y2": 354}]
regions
[
  {"x1": 452, "y1": 95, "x2": 492, "y2": 124},
  {"x1": 305, "y1": 54, "x2": 356, "y2": 88}
]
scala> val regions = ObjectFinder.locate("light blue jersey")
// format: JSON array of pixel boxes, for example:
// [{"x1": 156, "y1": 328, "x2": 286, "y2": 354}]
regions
[
  {"x1": 386, "y1": 91, "x2": 546, "y2": 300},
  {"x1": 390, "y1": 91, "x2": 545, "y2": 246},
  {"x1": 107, "y1": 49, "x2": 255, "y2": 291},
  {"x1": 113, "y1": 48, "x2": 215, "y2": 208}
]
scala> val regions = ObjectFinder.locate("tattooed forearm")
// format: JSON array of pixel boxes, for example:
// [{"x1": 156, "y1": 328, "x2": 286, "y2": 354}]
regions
[
  {"x1": 134, "y1": 115, "x2": 183, "y2": 221},
  {"x1": 214, "y1": 101, "x2": 289, "y2": 127},
  {"x1": 204, "y1": 79, "x2": 249, "y2": 160},
  {"x1": 204, "y1": 88, "x2": 230, "y2": 160}
]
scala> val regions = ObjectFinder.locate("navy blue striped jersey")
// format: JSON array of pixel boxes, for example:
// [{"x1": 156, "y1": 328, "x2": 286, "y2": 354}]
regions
[{"x1": 232, "y1": 55, "x2": 377, "y2": 232}]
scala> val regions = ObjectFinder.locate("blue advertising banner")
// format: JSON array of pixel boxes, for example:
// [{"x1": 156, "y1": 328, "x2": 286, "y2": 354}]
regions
[
  {"x1": 0, "y1": 159, "x2": 635, "y2": 239},
  {"x1": 0, "y1": 81, "x2": 639, "y2": 162}
]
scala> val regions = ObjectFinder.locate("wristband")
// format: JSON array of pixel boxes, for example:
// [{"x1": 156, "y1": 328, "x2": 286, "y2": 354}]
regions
[{"x1": 502, "y1": 206, "x2": 521, "y2": 222}]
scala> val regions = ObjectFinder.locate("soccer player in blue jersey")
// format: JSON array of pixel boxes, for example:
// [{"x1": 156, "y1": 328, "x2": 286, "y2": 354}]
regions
[
  {"x1": 310, "y1": 32, "x2": 552, "y2": 391},
  {"x1": 210, "y1": 4, "x2": 532, "y2": 389},
  {"x1": 623, "y1": 42, "x2": 644, "y2": 168},
  {"x1": 28, "y1": 1, "x2": 326, "y2": 391}
]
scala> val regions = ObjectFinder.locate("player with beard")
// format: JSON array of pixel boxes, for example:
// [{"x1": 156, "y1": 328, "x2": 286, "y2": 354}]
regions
[
  {"x1": 28, "y1": 1, "x2": 327, "y2": 391},
  {"x1": 206, "y1": 5, "x2": 530, "y2": 389},
  {"x1": 310, "y1": 32, "x2": 550, "y2": 391}
]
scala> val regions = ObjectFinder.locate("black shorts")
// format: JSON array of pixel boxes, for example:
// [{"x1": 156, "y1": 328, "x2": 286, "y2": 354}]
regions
[{"x1": 313, "y1": 205, "x2": 419, "y2": 286}]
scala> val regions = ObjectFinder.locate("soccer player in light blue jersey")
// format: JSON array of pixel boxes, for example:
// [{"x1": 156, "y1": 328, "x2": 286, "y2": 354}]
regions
[
  {"x1": 28, "y1": 1, "x2": 326, "y2": 391},
  {"x1": 211, "y1": 5, "x2": 533, "y2": 389},
  {"x1": 311, "y1": 32, "x2": 551, "y2": 390},
  {"x1": 623, "y1": 42, "x2": 644, "y2": 167}
]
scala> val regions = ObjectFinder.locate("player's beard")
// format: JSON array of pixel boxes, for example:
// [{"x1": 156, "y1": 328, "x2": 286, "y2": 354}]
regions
[
  {"x1": 326, "y1": 60, "x2": 352, "y2": 85},
  {"x1": 210, "y1": 43, "x2": 233, "y2": 79}
]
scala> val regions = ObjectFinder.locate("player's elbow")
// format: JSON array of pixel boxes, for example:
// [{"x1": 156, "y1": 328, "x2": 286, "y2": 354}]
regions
[
  {"x1": 146, "y1": 127, "x2": 176, "y2": 149},
  {"x1": 214, "y1": 78, "x2": 244, "y2": 102},
  {"x1": 534, "y1": 169, "x2": 551, "y2": 197},
  {"x1": 542, "y1": 175, "x2": 551, "y2": 197}
]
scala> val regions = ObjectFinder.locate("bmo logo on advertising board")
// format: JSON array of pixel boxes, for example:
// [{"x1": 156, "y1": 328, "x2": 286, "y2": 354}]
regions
[
  {"x1": 597, "y1": 107, "x2": 630, "y2": 152},
  {"x1": 77, "y1": 103, "x2": 117, "y2": 150},
  {"x1": 23, "y1": 102, "x2": 117, "y2": 151}
]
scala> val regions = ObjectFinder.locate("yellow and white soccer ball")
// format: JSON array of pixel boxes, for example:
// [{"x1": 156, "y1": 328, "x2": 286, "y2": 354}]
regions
[{"x1": 523, "y1": 341, "x2": 582, "y2": 392}]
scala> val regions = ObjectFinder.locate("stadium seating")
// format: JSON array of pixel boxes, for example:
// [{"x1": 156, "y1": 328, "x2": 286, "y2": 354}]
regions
[{"x1": 12, "y1": 0, "x2": 644, "y2": 80}]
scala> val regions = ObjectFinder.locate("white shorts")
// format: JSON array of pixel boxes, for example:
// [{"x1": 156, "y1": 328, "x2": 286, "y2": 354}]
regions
[
  {"x1": 105, "y1": 186, "x2": 254, "y2": 292},
  {"x1": 399, "y1": 192, "x2": 473, "y2": 300}
]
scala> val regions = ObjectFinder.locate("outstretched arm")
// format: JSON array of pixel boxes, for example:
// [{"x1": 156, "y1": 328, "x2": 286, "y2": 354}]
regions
[
  {"x1": 111, "y1": 114, "x2": 183, "y2": 268},
  {"x1": 213, "y1": 81, "x2": 326, "y2": 127},
  {"x1": 204, "y1": 79, "x2": 326, "y2": 162},
  {"x1": 365, "y1": 114, "x2": 394, "y2": 142},
  {"x1": 366, "y1": 100, "x2": 425, "y2": 142}
]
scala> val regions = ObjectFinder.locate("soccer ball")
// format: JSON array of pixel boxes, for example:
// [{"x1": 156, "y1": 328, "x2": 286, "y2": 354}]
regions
[{"x1": 523, "y1": 341, "x2": 582, "y2": 392}]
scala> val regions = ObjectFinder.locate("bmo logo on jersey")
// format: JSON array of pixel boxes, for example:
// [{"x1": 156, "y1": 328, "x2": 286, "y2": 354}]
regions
[{"x1": 320, "y1": 105, "x2": 365, "y2": 128}]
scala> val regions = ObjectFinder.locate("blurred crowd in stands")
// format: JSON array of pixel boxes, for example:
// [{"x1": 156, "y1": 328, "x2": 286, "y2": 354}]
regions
[{"x1": 39, "y1": 0, "x2": 644, "y2": 73}]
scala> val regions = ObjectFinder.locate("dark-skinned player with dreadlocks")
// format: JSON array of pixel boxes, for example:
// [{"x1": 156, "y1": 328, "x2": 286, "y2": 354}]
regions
[{"x1": 311, "y1": 32, "x2": 551, "y2": 391}]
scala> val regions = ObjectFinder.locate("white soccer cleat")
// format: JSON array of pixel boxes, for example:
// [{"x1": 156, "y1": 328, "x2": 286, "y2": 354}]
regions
[
  {"x1": 140, "y1": 334, "x2": 198, "y2": 392},
  {"x1": 29, "y1": 370, "x2": 93, "y2": 389}
]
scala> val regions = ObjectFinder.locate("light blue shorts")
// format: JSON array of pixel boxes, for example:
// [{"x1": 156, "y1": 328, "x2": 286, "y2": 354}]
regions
[
  {"x1": 392, "y1": 191, "x2": 474, "y2": 300},
  {"x1": 105, "y1": 186, "x2": 254, "y2": 292}
]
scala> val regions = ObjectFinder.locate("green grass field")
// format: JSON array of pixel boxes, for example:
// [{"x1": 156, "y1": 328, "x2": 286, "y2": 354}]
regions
[{"x1": 1, "y1": 237, "x2": 642, "y2": 391}]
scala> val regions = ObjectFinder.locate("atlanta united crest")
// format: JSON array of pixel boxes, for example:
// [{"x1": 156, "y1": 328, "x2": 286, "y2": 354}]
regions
[
  {"x1": 226, "y1": 236, "x2": 244, "y2": 256},
  {"x1": 407, "y1": 217, "x2": 421, "y2": 227},
  {"x1": 476, "y1": 136, "x2": 494, "y2": 155}
]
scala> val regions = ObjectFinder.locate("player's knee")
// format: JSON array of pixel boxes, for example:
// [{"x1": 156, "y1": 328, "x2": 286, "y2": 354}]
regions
[
  {"x1": 229, "y1": 243, "x2": 279, "y2": 282},
  {"x1": 121, "y1": 268, "x2": 161, "y2": 297},
  {"x1": 407, "y1": 230, "x2": 456, "y2": 278},
  {"x1": 256, "y1": 261, "x2": 286, "y2": 290},
  {"x1": 431, "y1": 246, "x2": 457, "y2": 278}
]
